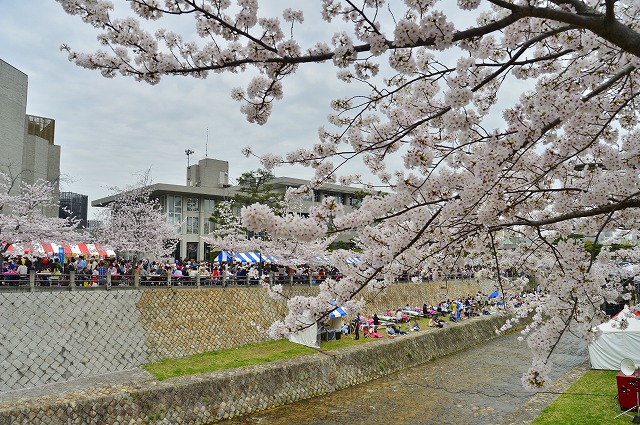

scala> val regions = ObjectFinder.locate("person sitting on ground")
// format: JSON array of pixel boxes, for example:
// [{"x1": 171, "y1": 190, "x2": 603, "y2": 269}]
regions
[
  {"x1": 391, "y1": 324, "x2": 407, "y2": 335},
  {"x1": 363, "y1": 326, "x2": 371, "y2": 338},
  {"x1": 429, "y1": 316, "x2": 444, "y2": 328},
  {"x1": 412, "y1": 320, "x2": 421, "y2": 331},
  {"x1": 386, "y1": 325, "x2": 396, "y2": 338},
  {"x1": 369, "y1": 329, "x2": 384, "y2": 338}
]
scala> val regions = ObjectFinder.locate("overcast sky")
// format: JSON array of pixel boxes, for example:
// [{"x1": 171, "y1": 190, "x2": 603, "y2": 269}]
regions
[
  {"x1": 1, "y1": 2, "x2": 527, "y2": 222},
  {"x1": 1, "y1": 1, "x2": 355, "y2": 218}
]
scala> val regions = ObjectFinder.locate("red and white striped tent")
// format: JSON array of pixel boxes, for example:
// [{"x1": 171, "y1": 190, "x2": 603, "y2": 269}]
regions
[{"x1": 4, "y1": 242, "x2": 116, "y2": 258}]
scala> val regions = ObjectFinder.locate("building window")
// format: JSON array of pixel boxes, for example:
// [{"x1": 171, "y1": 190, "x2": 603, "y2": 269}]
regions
[
  {"x1": 168, "y1": 195, "x2": 182, "y2": 226},
  {"x1": 203, "y1": 219, "x2": 214, "y2": 235},
  {"x1": 314, "y1": 191, "x2": 321, "y2": 202},
  {"x1": 186, "y1": 217, "x2": 199, "y2": 234},
  {"x1": 203, "y1": 199, "x2": 215, "y2": 213},
  {"x1": 186, "y1": 197, "x2": 199, "y2": 211}
]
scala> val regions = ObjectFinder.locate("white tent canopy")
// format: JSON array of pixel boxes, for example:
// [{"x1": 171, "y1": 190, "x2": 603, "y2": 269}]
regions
[
  {"x1": 288, "y1": 310, "x2": 319, "y2": 348},
  {"x1": 589, "y1": 307, "x2": 640, "y2": 370}
]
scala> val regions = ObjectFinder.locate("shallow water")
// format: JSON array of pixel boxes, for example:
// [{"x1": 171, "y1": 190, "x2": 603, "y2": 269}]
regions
[{"x1": 221, "y1": 333, "x2": 587, "y2": 425}]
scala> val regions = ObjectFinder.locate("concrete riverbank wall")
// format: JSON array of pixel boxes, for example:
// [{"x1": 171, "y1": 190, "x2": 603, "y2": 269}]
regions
[
  {"x1": 0, "y1": 280, "x2": 491, "y2": 394},
  {"x1": 0, "y1": 312, "x2": 513, "y2": 424}
]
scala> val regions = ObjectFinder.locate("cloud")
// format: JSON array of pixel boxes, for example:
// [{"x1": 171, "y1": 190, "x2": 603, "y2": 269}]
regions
[
  {"x1": 1, "y1": 1, "x2": 534, "y2": 219},
  {"x1": 0, "y1": 2, "x2": 349, "y2": 218}
]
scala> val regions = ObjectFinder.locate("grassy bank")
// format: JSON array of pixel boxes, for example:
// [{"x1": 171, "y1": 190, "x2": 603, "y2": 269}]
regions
[
  {"x1": 143, "y1": 316, "x2": 437, "y2": 380},
  {"x1": 532, "y1": 370, "x2": 633, "y2": 424}
]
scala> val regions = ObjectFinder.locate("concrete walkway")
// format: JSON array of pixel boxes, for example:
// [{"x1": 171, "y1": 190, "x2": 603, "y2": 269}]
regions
[{"x1": 0, "y1": 368, "x2": 153, "y2": 407}]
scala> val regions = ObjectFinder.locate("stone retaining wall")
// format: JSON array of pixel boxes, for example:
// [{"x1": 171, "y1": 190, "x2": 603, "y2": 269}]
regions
[
  {"x1": 0, "y1": 280, "x2": 491, "y2": 393},
  {"x1": 0, "y1": 291, "x2": 148, "y2": 392},
  {"x1": 0, "y1": 313, "x2": 512, "y2": 424}
]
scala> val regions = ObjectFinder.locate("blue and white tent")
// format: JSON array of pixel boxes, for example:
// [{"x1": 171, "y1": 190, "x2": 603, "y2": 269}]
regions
[
  {"x1": 214, "y1": 250, "x2": 234, "y2": 262},
  {"x1": 345, "y1": 257, "x2": 363, "y2": 264},
  {"x1": 313, "y1": 257, "x2": 331, "y2": 263},
  {"x1": 327, "y1": 304, "x2": 348, "y2": 332},
  {"x1": 234, "y1": 252, "x2": 279, "y2": 263},
  {"x1": 329, "y1": 307, "x2": 348, "y2": 318}
]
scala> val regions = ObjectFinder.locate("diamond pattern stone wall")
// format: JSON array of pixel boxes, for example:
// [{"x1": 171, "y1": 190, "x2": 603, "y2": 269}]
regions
[
  {"x1": 137, "y1": 281, "x2": 488, "y2": 361},
  {"x1": 0, "y1": 291, "x2": 148, "y2": 392},
  {"x1": 0, "y1": 280, "x2": 487, "y2": 393}
]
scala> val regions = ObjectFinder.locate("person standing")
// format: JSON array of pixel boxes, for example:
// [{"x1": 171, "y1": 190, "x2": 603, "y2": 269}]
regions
[
  {"x1": 354, "y1": 312, "x2": 362, "y2": 340},
  {"x1": 16, "y1": 261, "x2": 28, "y2": 276},
  {"x1": 373, "y1": 313, "x2": 380, "y2": 333}
]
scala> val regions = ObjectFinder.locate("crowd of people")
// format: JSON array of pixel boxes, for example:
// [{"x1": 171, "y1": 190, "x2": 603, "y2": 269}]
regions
[
  {"x1": 345, "y1": 290, "x2": 542, "y2": 340},
  {"x1": 0, "y1": 254, "x2": 350, "y2": 287}
]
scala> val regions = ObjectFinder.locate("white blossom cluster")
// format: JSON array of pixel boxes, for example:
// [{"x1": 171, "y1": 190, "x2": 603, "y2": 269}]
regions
[
  {"x1": 57, "y1": 0, "x2": 640, "y2": 388},
  {"x1": 0, "y1": 172, "x2": 80, "y2": 256},
  {"x1": 95, "y1": 176, "x2": 179, "y2": 259}
]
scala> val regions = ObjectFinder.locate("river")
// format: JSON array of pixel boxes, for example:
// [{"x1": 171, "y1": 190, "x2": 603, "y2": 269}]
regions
[{"x1": 220, "y1": 332, "x2": 588, "y2": 425}]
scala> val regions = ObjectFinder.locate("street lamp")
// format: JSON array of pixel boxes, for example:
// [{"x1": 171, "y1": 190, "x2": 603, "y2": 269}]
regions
[{"x1": 185, "y1": 149, "x2": 194, "y2": 167}]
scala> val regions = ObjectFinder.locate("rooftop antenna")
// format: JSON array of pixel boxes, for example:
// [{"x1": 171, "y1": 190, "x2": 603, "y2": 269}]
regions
[{"x1": 205, "y1": 128, "x2": 208, "y2": 159}]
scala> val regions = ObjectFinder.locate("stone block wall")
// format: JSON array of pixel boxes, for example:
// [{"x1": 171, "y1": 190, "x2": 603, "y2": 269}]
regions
[
  {"x1": 136, "y1": 281, "x2": 490, "y2": 360},
  {"x1": 0, "y1": 291, "x2": 148, "y2": 392},
  {"x1": 0, "y1": 281, "x2": 488, "y2": 393},
  {"x1": 0, "y1": 314, "x2": 512, "y2": 424}
]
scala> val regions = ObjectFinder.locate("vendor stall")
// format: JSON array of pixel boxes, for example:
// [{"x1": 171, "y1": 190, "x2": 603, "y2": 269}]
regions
[{"x1": 589, "y1": 306, "x2": 640, "y2": 370}]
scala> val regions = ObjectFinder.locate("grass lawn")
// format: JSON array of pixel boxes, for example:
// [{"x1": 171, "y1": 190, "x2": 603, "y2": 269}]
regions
[
  {"x1": 143, "y1": 316, "x2": 435, "y2": 380},
  {"x1": 532, "y1": 370, "x2": 636, "y2": 425},
  {"x1": 142, "y1": 326, "x2": 385, "y2": 380},
  {"x1": 143, "y1": 339, "x2": 317, "y2": 380}
]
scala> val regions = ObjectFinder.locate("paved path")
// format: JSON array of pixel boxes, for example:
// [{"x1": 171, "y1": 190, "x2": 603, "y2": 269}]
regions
[{"x1": 0, "y1": 368, "x2": 153, "y2": 406}]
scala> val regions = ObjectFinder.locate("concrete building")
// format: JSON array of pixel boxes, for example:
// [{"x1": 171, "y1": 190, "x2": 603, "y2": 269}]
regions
[
  {"x1": 93, "y1": 158, "x2": 364, "y2": 260},
  {"x1": 0, "y1": 59, "x2": 61, "y2": 217}
]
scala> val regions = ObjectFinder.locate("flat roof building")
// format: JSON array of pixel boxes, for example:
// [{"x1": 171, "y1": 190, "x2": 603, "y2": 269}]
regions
[
  {"x1": 93, "y1": 158, "x2": 363, "y2": 260},
  {"x1": 0, "y1": 59, "x2": 61, "y2": 217}
]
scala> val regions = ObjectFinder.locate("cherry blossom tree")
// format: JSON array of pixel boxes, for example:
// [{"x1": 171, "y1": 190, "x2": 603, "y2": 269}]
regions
[
  {"x1": 57, "y1": 0, "x2": 640, "y2": 388},
  {"x1": 207, "y1": 200, "x2": 244, "y2": 239},
  {"x1": 203, "y1": 197, "x2": 337, "y2": 269},
  {"x1": 0, "y1": 171, "x2": 79, "y2": 262},
  {"x1": 94, "y1": 173, "x2": 179, "y2": 259}
]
